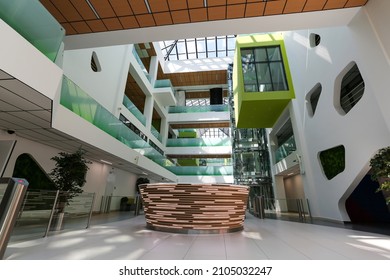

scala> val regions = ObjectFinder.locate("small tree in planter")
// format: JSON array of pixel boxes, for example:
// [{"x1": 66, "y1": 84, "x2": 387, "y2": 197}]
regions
[
  {"x1": 49, "y1": 148, "x2": 91, "y2": 228},
  {"x1": 370, "y1": 146, "x2": 390, "y2": 204}
]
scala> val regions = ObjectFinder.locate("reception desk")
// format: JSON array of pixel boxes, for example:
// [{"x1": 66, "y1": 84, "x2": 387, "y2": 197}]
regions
[{"x1": 139, "y1": 183, "x2": 249, "y2": 233}]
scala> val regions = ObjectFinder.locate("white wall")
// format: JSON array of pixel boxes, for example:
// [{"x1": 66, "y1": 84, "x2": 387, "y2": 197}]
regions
[
  {"x1": 283, "y1": 6, "x2": 390, "y2": 222},
  {"x1": 62, "y1": 45, "x2": 132, "y2": 114},
  {"x1": 0, "y1": 133, "x2": 139, "y2": 212}
]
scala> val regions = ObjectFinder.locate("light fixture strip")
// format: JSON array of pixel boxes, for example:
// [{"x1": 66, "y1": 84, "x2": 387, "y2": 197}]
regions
[
  {"x1": 85, "y1": 0, "x2": 100, "y2": 19},
  {"x1": 144, "y1": 0, "x2": 152, "y2": 13},
  {"x1": 204, "y1": 0, "x2": 207, "y2": 8}
]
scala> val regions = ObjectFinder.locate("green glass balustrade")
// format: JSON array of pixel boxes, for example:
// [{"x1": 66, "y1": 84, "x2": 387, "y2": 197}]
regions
[
  {"x1": 165, "y1": 166, "x2": 233, "y2": 176},
  {"x1": 132, "y1": 47, "x2": 150, "y2": 81},
  {"x1": 151, "y1": 126, "x2": 162, "y2": 143},
  {"x1": 0, "y1": 0, "x2": 65, "y2": 61},
  {"x1": 168, "y1": 105, "x2": 229, "y2": 113},
  {"x1": 166, "y1": 137, "x2": 232, "y2": 147},
  {"x1": 61, "y1": 76, "x2": 150, "y2": 150},
  {"x1": 122, "y1": 95, "x2": 147, "y2": 126},
  {"x1": 154, "y1": 79, "x2": 173, "y2": 88},
  {"x1": 275, "y1": 135, "x2": 297, "y2": 163}
]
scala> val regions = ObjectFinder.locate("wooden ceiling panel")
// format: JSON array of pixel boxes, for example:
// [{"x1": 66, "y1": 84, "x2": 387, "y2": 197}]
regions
[
  {"x1": 153, "y1": 12, "x2": 173, "y2": 25},
  {"x1": 148, "y1": 0, "x2": 169, "y2": 13},
  {"x1": 119, "y1": 16, "x2": 139, "y2": 29},
  {"x1": 303, "y1": 0, "x2": 327, "y2": 12},
  {"x1": 208, "y1": 6, "x2": 226, "y2": 21},
  {"x1": 41, "y1": 0, "x2": 370, "y2": 36},
  {"x1": 324, "y1": 0, "x2": 349, "y2": 10},
  {"x1": 109, "y1": 0, "x2": 134, "y2": 17},
  {"x1": 227, "y1": 4, "x2": 245, "y2": 19},
  {"x1": 89, "y1": 0, "x2": 116, "y2": 18},
  {"x1": 70, "y1": 21, "x2": 92, "y2": 34},
  {"x1": 171, "y1": 10, "x2": 191, "y2": 24},
  {"x1": 129, "y1": 0, "x2": 149, "y2": 14},
  {"x1": 245, "y1": 2, "x2": 266, "y2": 17},
  {"x1": 188, "y1": 0, "x2": 205, "y2": 9},
  {"x1": 208, "y1": 0, "x2": 227, "y2": 6},
  {"x1": 284, "y1": 0, "x2": 306, "y2": 14},
  {"x1": 189, "y1": 8, "x2": 208, "y2": 22},
  {"x1": 69, "y1": 0, "x2": 97, "y2": 20},
  {"x1": 86, "y1": 20, "x2": 108, "y2": 32},
  {"x1": 264, "y1": 0, "x2": 287, "y2": 16},
  {"x1": 168, "y1": 0, "x2": 188, "y2": 10},
  {"x1": 345, "y1": 0, "x2": 369, "y2": 8},
  {"x1": 136, "y1": 14, "x2": 156, "y2": 27},
  {"x1": 103, "y1": 18, "x2": 123, "y2": 31},
  {"x1": 50, "y1": 0, "x2": 83, "y2": 22}
]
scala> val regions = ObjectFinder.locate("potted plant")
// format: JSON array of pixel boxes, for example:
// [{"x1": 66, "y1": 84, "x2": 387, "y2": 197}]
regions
[
  {"x1": 369, "y1": 146, "x2": 390, "y2": 204},
  {"x1": 49, "y1": 148, "x2": 91, "y2": 229}
]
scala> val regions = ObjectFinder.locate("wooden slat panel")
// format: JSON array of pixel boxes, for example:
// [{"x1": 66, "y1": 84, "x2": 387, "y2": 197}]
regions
[
  {"x1": 208, "y1": 6, "x2": 226, "y2": 21},
  {"x1": 89, "y1": 0, "x2": 116, "y2": 18},
  {"x1": 148, "y1": 0, "x2": 169, "y2": 13},
  {"x1": 103, "y1": 18, "x2": 123, "y2": 31},
  {"x1": 245, "y1": 2, "x2": 265, "y2": 17},
  {"x1": 140, "y1": 183, "x2": 249, "y2": 232},
  {"x1": 86, "y1": 20, "x2": 108, "y2": 32},
  {"x1": 345, "y1": 0, "x2": 368, "y2": 8},
  {"x1": 69, "y1": 0, "x2": 96, "y2": 20},
  {"x1": 51, "y1": 0, "x2": 82, "y2": 22},
  {"x1": 171, "y1": 10, "x2": 191, "y2": 24},
  {"x1": 136, "y1": 14, "x2": 156, "y2": 27},
  {"x1": 40, "y1": 0, "x2": 66, "y2": 22},
  {"x1": 70, "y1": 21, "x2": 92, "y2": 33},
  {"x1": 264, "y1": 0, "x2": 287, "y2": 16},
  {"x1": 227, "y1": 4, "x2": 245, "y2": 19},
  {"x1": 208, "y1": 0, "x2": 227, "y2": 6},
  {"x1": 167, "y1": 0, "x2": 188, "y2": 10},
  {"x1": 153, "y1": 12, "x2": 173, "y2": 25},
  {"x1": 324, "y1": 0, "x2": 349, "y2": 10},
  {"x1": 188, "y1": 0, "x2": 205, "y2": 9},
  {"x1": 119, "y1": 16, "x2": 139, "y2": 29},
  {"x1": 129, "y1": 0, "x2": 149, "y2": 14}
]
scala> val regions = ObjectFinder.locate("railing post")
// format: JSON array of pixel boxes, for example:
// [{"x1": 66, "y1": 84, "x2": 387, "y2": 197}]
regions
[
  {"x1": 44, "y1": 190, "x2": 59, "y2": 237},
  {"x1": 0, "y1": 178, "x2": 29, "y2": 259},
  {"x1": 86, "y1": 193, "x2": 96, "y2": 229}
]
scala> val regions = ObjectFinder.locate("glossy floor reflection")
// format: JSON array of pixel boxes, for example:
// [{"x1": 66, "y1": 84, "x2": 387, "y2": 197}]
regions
[{"x1": 4, "y1": 213, "x2": 390, "y2": 260}]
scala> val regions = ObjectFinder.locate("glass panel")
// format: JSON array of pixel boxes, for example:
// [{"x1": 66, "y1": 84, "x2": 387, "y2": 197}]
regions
[
  {"x1": 256, "y1": 63, "x2": 272, "y2": 85},
  {"x1": 241, "y1": 49, "x2": 254, "y2": 63},
  {"x1": 168, "y1": 104, "x2": 229, "y2": 113},
  {"x1": 0, "y1": 0, "x2": 65, "y2": 61},
  {"x1": 154, "y1": 79, "x2": 173, "y2": 88},
  {"x1": 60, "y1": 192, "x2": 94, "y2": 231},
  {"x1": 151, "y1": 126, "x2": 162, "y2": 143},
  {"x1": 0, "y1": 182, "x2": 6, "y2": 202},
  {"x1": 166, "y1": 138, "x2": 231, "y2": 147},
  {"x1": 165, "y1": 165, "x2": 233, "y2": 176},
  {"x1": 267, "y1": 47, "x2": 281, "y2": 61},
  {"x1": 132, "y1": 47, "x2": 150, "y2": 81},
  {"x1": 254, "y1": 48, "x2": 267, "y2": 61},
  {"x1": 10, "y1": 190, "x2": 58, "y2": 242},
  {"x1": 270, "y1": 62, "x2": 288, "y2": 91},
  {"x1": 261, "y1": 198, "x2": 311, "y2": 223},
  {"x1": 122, "y1": 95, "x2": 147, "y2": 126},
  {"x1": 275, "y1": 135, "x2": 297, "y2": 163}
]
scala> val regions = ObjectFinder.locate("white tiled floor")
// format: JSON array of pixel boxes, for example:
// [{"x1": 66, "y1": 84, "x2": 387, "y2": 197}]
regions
[{"x1": 4, "y1": 213, "x2": 390, "y2": 260}]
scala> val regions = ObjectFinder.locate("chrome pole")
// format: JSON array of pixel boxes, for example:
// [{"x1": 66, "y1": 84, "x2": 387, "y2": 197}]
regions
[
  {"x1": 86, "y1": 193, "x2": 96, "y2": 229},
  {"x1": 44, "y1": 190, "x2": 59, "y2": 238}
]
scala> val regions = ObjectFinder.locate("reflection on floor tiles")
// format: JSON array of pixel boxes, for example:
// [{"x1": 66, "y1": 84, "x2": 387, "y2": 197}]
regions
[{"x1": 4, "y1": 213, "x2": 390, "y2": 260}]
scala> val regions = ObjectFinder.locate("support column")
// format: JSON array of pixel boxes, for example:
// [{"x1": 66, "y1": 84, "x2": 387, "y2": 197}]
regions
[
  {"x1": 144, "y1": 96, "x2": 154, "y2": 131},
  {"x1": 160, "y1": 116, "x2": 169, "y2": 146},
  {"x1": 149, "y1": 56, "x2": 158, "y2": 87}
]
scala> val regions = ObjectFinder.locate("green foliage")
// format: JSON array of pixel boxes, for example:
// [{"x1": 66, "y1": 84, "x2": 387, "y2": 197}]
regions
[
  {"x1": 49, "y1": 149, "x2": 91, "y2": 201},
  {"x1": 319, "y1": 145, "x2": 345, "y2": 180},
  {"x1": 12, "y1": 153, "x2": 56, "y2": 190},
  {"x1": 369, "y1": 147, "x2": 390, "y2": 204}
]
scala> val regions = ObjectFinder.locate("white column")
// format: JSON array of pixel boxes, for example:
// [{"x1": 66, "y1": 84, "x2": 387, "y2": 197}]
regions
[
  {"x1": 144, "y1": 96, "x2": 154, "y2": 131},
  {"x1": 149, "y1": 56, "x2": 159, "y2": 87}
]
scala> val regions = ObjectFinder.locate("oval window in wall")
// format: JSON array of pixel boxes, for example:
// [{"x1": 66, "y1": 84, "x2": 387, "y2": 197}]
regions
[
  {"x1": 306, "y1": 83, "x2": 322, "y2": 117},
  {"x1": 91, "y1": 51, "x2": 101, "y2": 72},
  {"x1": 309, "y1": 33, "x2": 321, "y2": 48}
]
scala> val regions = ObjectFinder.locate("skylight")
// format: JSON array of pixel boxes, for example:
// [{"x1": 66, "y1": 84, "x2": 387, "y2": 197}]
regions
[{"x1": 159, "y1": 35, "x2": 236, "y2": 61}]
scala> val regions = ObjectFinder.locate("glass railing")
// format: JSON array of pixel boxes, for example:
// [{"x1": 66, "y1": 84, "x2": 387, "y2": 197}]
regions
[
  {"x1": 10, "y1": 190, "x2": 95, "y2": 242},
  {"x1": 154, "y1": 79, "x2": 173, "y2": 89},
  {"x1": 167, "y1": 137, "x2": 231, "y2": 147},
  {"x1": 151, "y1": 126, "x2": 162, "y2": 143},
  {"x1": 249, "y1": 196, "x2": 311, "y2": 223},
  {"x1": 61, "y1": 76, "x2": 150, "y2": 150},
  {"x1": 168, "y1": 104, "x2": 229, "y2": 113},
  {"x1": 122, "y1": 95, "x2": 146, "y2": 126},
  {"x1": 132, "y1": 47, "x2": 150, "y2": 81},
  {"x1": 165, "y1": 165, "x2": 233, "y2": 176},
  {"x1": 0, "y1": 0, "x2": 65, "y2": 62},
  {"x1": 275, "y1": 135, "x2": 297, "y2": 163},
  {"x1": 0, "y1": 183, "x2": 6, "y2": 201}
]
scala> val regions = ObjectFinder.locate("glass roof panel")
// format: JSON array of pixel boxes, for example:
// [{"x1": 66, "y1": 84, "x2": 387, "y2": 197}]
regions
[{"x1": 159, "y1": 35, "x2": 236, "y2": 61}]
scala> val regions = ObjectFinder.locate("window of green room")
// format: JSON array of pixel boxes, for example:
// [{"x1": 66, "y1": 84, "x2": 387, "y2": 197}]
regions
[
  {"x1": 319, "y1": 145, "x2": 345, "y2": 180},
  {"x1": 241, "y1": 46, "x2": 288, "y2": 92}
]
